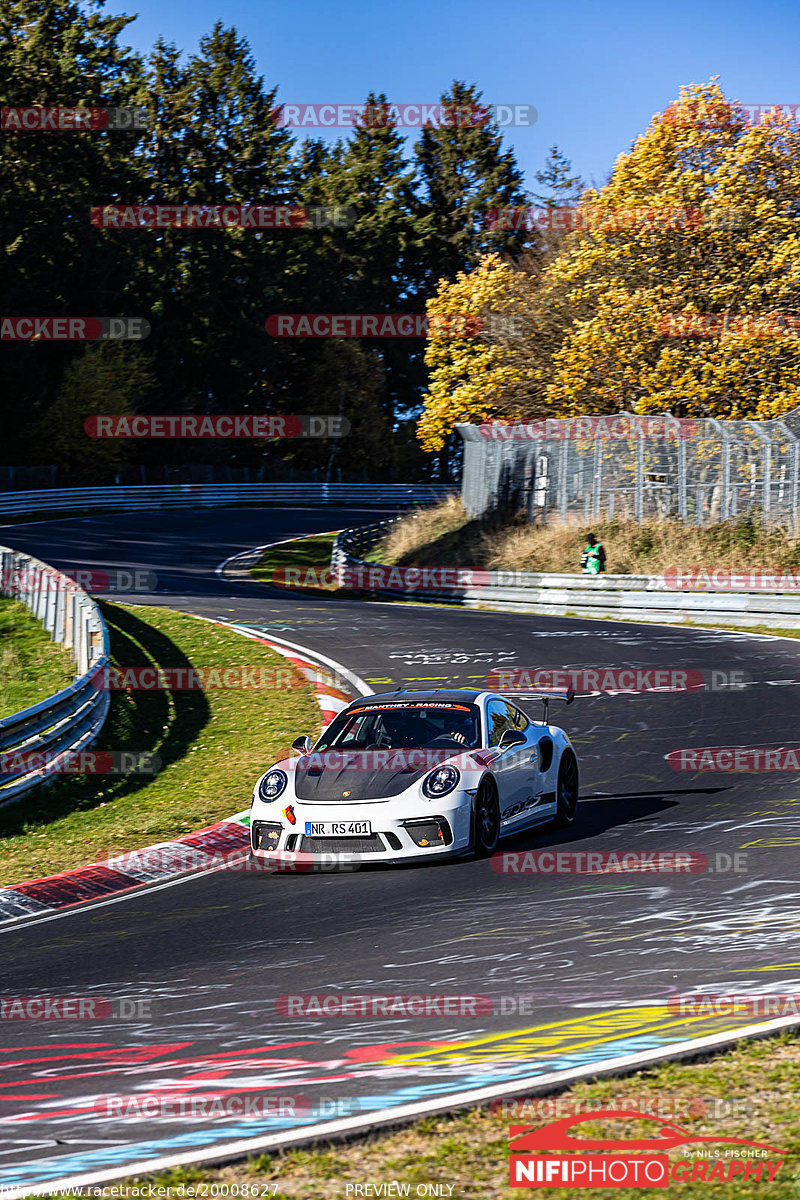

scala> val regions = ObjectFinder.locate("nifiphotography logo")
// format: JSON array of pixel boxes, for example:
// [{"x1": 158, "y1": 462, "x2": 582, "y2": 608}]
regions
[{"x1": 508, "y1": 1109, "x2": 786, "y2": 1188}]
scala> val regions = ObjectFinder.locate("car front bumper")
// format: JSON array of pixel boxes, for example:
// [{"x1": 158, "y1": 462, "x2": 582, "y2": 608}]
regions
[{"x1": 249, "y1": 791, "x2": 474, "y2": 865}]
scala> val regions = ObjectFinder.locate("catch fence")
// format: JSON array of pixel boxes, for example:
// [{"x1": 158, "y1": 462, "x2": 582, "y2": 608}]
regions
[{"x1": 458, "y1": 409, "x2": 800, "y2": 527}]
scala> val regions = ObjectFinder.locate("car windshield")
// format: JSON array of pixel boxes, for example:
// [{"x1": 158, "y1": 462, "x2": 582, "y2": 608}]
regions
[{"x1": 317, "y1": 703, "x2": 481, "y2": 751}]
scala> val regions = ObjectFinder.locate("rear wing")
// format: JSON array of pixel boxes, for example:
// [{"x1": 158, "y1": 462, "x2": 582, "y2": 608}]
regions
[
  {"x1": 518, "y1": 687, "x2": 575, "y2": 705},
  {"x1": 508, "y1": 686, "x2": 575, "y2": 724}
]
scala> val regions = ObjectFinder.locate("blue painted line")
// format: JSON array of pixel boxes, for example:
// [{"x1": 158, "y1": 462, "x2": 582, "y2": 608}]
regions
[{"x1": 0, "y1": 1026, "x2": 683, "y2": 1188}]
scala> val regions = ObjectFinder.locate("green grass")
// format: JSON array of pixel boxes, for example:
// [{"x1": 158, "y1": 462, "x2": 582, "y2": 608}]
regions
[
  {"x1": 0, "y1": 602, "x2": 321, "y2": 885},
  {"x1": 108, "y1": 1032, "x2": 800, "y2": 1199},
  {"x1": 0, "y1": 596, "x2": 75, "y2": 718},
  {"x1": 252, "y1": 532, "x2": 350, "y2": 598}
]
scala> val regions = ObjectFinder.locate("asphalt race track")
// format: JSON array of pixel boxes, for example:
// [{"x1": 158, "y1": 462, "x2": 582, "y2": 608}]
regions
[{"x1": 2, "y1": 506, "x2": 800, "y2": 1190}]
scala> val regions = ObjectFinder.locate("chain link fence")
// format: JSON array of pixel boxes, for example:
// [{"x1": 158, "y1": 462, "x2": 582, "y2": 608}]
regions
[{"x1": 457, "y1": 409, "x2": 800, "y2": 528}]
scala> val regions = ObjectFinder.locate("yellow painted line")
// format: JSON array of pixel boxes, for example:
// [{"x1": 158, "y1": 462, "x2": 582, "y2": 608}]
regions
[
  {"x1": 382, "y1": 1006, "x2": 750, "y2": 1067},
  {"x1": 742, "y1": 837, "x2": 800, "y2": 847}
]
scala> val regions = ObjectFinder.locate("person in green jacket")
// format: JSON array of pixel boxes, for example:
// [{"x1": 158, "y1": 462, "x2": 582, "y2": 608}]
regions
[{"x1": 581, "y1": 532, "x2": 606, "y2": 574}]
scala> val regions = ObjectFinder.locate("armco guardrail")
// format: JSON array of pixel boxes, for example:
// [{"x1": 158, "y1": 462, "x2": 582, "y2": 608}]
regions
[
  {"x1": 0, "y1": 483, "x2": 454, "y2": 518},
  {"x1": 0, "y1": 548, "x2": 109, "y2": 804},
  {"x1": 332, "y1": 520, "x2": 800, "y2": 629}
]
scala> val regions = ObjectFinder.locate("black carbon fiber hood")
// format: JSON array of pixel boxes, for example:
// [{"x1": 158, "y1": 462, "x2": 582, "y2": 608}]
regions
[{"x1": 293, "y1": 755, "x2": 428, "y2": 801}]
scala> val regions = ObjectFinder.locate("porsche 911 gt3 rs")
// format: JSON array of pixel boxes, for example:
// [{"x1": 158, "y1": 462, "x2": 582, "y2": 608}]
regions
[{"x1": 249, "y1": 688, "x2": 579, "y2": 866}]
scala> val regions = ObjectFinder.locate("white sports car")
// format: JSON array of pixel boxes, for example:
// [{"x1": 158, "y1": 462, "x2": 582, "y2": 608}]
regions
[{"x1": 250, "y1": 688, "x2": 579, "y2": 867}]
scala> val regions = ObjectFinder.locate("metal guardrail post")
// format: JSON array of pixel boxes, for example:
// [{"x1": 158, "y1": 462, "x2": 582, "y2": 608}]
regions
[
  {"x1": 635, "y1": 435, "x2": 644, "y2": 522},
  {"x1": 721, "y1": 431, "x2": 731, "y2": 521},
  {"x1": 677, "y1": 438, "x2": 687, "y2": 520},
  {"x1": 593, "y1": 441, "x2": 603, "y2": 520},
  {"x1": 559, "y1": 442, "x2": 568, "y2": 522}
]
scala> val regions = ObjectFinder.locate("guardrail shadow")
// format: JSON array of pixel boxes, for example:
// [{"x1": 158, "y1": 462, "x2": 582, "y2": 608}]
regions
[{"x1": 0, "y1": 603, "x2": 210, "y2": 838}]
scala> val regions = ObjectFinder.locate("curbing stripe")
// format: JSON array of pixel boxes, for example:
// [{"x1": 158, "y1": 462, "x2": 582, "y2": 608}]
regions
[{"x1": 9, "y1": 1009, "x2": 800, "y2": 1197}]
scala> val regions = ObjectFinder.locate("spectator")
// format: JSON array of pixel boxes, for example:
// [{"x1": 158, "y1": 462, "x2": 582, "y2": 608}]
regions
[{"x1": 581, "y1": 531, "x2": 606, "y2": 574}]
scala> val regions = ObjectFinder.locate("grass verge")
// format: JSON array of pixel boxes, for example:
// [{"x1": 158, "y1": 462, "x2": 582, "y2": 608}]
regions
[
  {"x1": 378, "y1": 499, "x2": 800, "y2": 576},
  {"x1": 252, "y1": 532, "x2": 343, "y2": 597},
  {"x1": 0, "y1": 602, "x2": 321, "y2": 885},
  {"x1": 0, "y1": 595, "x2": 75, "y2": 718},
  {"x1": 110, "y1": 1031, "x2": 800, "y2": 1199}
]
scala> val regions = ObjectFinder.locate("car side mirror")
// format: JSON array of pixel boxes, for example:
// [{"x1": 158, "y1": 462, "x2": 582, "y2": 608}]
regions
[
  {"x1": 498, "y1": 728, "x2": 526, "y2": 750},
  {"x1": 292, "y1": 735, "x2": 312, "y2": 754}
]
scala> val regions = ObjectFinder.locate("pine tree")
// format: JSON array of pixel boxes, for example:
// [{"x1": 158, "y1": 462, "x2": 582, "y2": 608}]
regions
[
  {"x1": 530, "y1": 145, "x2": 584, "y2": 209},
  {"x1": 413, "y1": 81, "x2": 529, "y2": 291},
  {"x1": 138, "y1": 24, "x2": 294, "y2": 443},
  {"x1": 0, "y1": 0, "x2": 148, "y2": 461},
  {"x1": 322, "y1": 95, "x2": 428, "y2": 431}
]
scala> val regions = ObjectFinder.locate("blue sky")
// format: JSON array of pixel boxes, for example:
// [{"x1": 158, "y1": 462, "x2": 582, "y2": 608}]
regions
[{"x1": 108, "y1": 0, "x2": 800, "y2": 192}]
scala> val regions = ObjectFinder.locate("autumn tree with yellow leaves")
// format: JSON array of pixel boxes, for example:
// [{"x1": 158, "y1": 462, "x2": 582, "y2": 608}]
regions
[{"x1": 418, "y1": 82, "x2": 800, "y2": 452}]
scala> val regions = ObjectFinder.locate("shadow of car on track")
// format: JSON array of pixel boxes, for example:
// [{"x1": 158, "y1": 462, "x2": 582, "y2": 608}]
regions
[
  {"x1": 506, "y1": 785, "x2": 732, "y2": 851},
  {"x1": 261, "y1": 785, "x2": 731, "y2": 876}
]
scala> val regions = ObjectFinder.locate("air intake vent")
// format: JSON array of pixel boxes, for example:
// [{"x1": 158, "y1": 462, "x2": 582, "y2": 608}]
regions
[
  {"x1": 252, "y1": 821, "x2": 282, "y2": 851},
  {"x1": 300, "y1": 835, "x2": 385, "y2": 854}
]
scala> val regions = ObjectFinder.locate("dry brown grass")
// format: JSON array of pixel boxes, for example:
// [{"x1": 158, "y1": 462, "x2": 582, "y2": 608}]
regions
[{"x1": 376, "y1": 501, "x2": 800, "y2": 576}]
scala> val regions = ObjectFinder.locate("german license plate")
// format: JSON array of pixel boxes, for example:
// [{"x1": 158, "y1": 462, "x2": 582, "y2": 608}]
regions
[{"x1": 304, "y1": 820, "x2": 371, "y2": 836}]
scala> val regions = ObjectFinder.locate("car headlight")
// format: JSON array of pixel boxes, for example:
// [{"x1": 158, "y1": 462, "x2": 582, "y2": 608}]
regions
[
  {"x1": 422, "y1": 765, "x2": 461, "y2": 798},
  {"x1": 258, "y1": 769, "x2": 287, "y2": 802}
]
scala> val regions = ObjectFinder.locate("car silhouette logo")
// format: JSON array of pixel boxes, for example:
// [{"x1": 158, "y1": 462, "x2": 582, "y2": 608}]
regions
[{"x1": 509, "y1": 1110, "x2": 786, "y2": 1155}]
